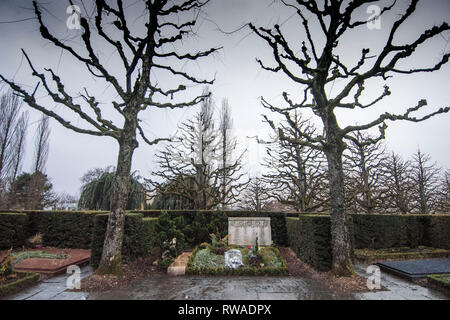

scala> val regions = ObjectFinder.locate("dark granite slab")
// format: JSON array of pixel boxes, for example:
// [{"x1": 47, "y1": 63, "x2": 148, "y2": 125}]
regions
[{"x1": 377, "y1": 259, "x2": 450, "y2": 279}]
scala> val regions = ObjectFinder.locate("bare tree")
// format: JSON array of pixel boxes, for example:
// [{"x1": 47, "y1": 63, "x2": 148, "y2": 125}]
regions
[
  {"x1": 261, "y1": 112, "x2": 328, "y2": 212},
  {"x1": 435, "y1": 170, "x2": 450, "y2": 213},
  {"x1": 0, "y1": 1, "x2": 219, "y2": 274},
  {"x1": 381, "y1": 152, "x2": 413, "y2": 214},
  {"x1": 33, "y1": 115, "x2": 50, "y2": 174},
  {"x1": 218, "y1": 98, "x2": 246, "y2": 209},
  {"x1": 0, "y1": 91, "x2": 23, "y2": 184},
  {"x1": 149, "y1": 89, "x2": 245, "y2": 209},
  {"x1": 249, "y1": 0, "x2": 450, "y2": 275},
  {"x1": 239, "y1": 176, "x2": 271, "y2": 211},
  {"x1": 344, "y1": 131, "x2": 387, "y2": 213},
  {"x1": 410, "y1": 149, "x2": 441, "y2": 213},
  {"x1": 10, "y1": 112, "x2": 29, "y2": 183}
]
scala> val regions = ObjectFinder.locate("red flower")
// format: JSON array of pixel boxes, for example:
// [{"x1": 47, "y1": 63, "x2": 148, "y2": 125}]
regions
[{"x1": 248, "y1": 246, "x2": 251, "y2": 249}]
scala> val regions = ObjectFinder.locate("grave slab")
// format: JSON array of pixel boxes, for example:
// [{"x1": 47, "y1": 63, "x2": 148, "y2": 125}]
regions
[
  {"x1": 228, "y1": 217, "x2": 272, "y2": 246},
  {"x1": 377, "y1": 258, "x2": 450, "y2": 280}
]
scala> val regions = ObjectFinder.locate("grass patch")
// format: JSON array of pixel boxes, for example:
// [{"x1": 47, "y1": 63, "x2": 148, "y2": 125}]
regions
[
  {"x1": 354, "y1": 246, "x2": 450, "y2": 263},
  {"x1": 427, "y1": 274, "x2": 450, "y2": 296},
  {"x1": 186, "y1": 246, "x2": 288, "y2": 276},
  {"x1": 12, "y1": 250, "x2": 68, "y2": 266}
]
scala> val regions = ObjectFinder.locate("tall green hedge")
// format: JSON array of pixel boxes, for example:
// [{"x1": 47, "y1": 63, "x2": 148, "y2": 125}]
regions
[
  {"x1": 429, "y1": 215, "x2": 450, "y2": 249},
  {"x1": 0, "y1": 213, "x2": 28, "y2": 249},
  {"x1": 0, "y1": 210, "x2": 106, "y2": 249},
  {"x1": 41, "y1": 211, "x2": 100, "y2": 249},
  {"x1": 90, "y1": 213, "x2": 157, "y2": 268},
  {"x1": 350, "y1": 214, "x2": 450, "y2": 249},
  {"x1": 131, "y1": 210, "x2": 295, "y2": 246},
  {"x1": 286, "y1": 214, "x2": 450, "y2": 272},
  {"x1": 286, "y1": 215, "x2": 332, "y2": 271}
]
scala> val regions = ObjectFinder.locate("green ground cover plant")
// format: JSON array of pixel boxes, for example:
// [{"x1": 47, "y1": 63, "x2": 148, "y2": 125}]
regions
[{"x1": 186, "y1": 235, "x2": 288, "y2": 276}]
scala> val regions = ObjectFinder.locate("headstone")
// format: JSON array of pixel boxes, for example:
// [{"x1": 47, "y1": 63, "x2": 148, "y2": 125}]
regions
[
  {"x1": 228, "y1": 217, "x2": 272, "y2": 246},
  {"x1": 225, "y1": 249, "x2": 244, "y2": 269}
]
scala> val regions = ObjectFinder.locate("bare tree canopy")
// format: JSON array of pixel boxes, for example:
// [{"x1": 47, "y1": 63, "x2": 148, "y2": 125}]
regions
[
  {"x1": 239, "y1": 176, "x2": 271, "y2": 211},
  {"x1": 249, "y1": 0, "x2": 450, "y2": 276},
  {"x1": 0, "y1": 91, "x2": 23, "y2": 183},
  {"x1": 33, "y1": 114, "x2": 50, "y2": 174},
  {"x1": 148, "y1": 88, "x2": 246, "y2": 209},
  {"x1": 0, "y1": 0, "x2": 220, "y2": 275},
  {"x1": 410, "y1": 149, "x2": 441, "y2": 214},
  {"x1": 261, "y1": 112, "x2": 329, "y2": 212},
  {"x1": 344, "y1": 130, "x2": 388, "y2": 213},
  {"x1": 381, "y1": 152, "x2": 413, "y2": 214},
  {"x1": 10, "y1": 112, "x2": 28, "y2": 183}
]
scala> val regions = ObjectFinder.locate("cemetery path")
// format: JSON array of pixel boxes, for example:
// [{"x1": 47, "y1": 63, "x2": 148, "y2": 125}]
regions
[
  {"x1": 2, "y1": 263, "x2": 448, "y2": 300},
  {"x1": 87, "y1": 275, "x2": 355, "y2": 300}
]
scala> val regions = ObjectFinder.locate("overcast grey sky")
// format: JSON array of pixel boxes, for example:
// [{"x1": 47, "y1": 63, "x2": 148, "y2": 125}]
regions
[{"x1": 0, "y1": 0, "x2": 449, "y2": 197}]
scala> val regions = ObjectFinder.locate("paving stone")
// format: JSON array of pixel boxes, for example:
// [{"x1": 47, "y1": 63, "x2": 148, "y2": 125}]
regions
[
  {"x1": 167, "y1": 252, "x2": 192, "y2": 276},
  {"x1": 4, "y1": 265, "x2": 93, "y2": 300},
  {"x1": 4, "y1": 263, "x2": 448, "y2": 300}
]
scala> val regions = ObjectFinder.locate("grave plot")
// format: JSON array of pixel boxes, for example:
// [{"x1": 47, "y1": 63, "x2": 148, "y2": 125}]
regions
[
  {"x1": 11, "y1": 247, "x2": 90, "y2": 276},
  {"x1": 377, "y1": 258, "x2": 450, "y2": 280},
  {"x1": 181, "y1": 217, "x2": 288, "y2": 276}
]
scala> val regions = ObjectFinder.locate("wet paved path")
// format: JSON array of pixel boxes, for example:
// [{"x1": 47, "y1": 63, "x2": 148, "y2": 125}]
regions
[
  {"x1": 3, "y1": 266, "x2": 92, "y2": 300},
  {"x1": 354, "y1": 263, "x2": 448, "y2": 300},
  {"x1": 88, "y1": 275, "x2": 354, "y2": 300},
  {"x1": 2, "y1": 264, "x2": 448, "y2": 300}
]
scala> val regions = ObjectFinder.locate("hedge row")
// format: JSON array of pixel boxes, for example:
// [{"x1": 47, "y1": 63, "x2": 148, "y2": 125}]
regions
[
  {"x1": 0, "y1": 213, "x2": 28, "y2": 249},
  {"x1": 286, "y1": 216, "x2": 332, "y2": 271},
  {"x1": 40, "y1": 211, "x2": 100, "y2": 249},
  {"x1": 0, "y1": 210, "x2": 106, "y2": 249},
  {"x1": 131, "y1": 210, "x2": 296, "y2": 246},
  {"x1": 351, "y1": 214, "x2": 450, "y2": 250},
  {"x1": 0, "y1": 209, "x2": 293, "y2": 250},
  {"x1": 429, "y1": 215, "x2": 450, "y2": 250},
  {"x1": 90, "y1": 213, "x2": 157, "y2": 268},
  {"x1": 286, "y1": 214, "x2": 450, "y2": 271}
]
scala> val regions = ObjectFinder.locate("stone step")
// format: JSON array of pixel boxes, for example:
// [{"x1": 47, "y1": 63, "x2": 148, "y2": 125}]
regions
[{"x1": 167, "y1": 252, "x2": 192, "y2": 276}]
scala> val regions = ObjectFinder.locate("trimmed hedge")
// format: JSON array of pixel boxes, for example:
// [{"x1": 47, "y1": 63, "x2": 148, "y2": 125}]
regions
[
  {"x1": 90, "y1": 213, "x2": 157, "y2": 268},
  {"x1": 429, "y1": 215, "x2": 450, "y2": 250},
  {"x1": 41, "y1": 211, "x2": 100, "y2": 249},
  {"x1": 286, "y1": 215, "x2": 332, "y2": 271},
  {"x1": 131, "y1": 210, "x2": 296, "y2": 246},
  {"x1": 0, "y1": 210, "x2": 106, "y2": 249},
  {"x1": 351, "y1": 214, "x2": 450, "y2": 250},
  {"x1": 0, "y1": 213, "x2": 28, "y2": 249},
  {"x1": 286, "y1": 213, "x2": 450, "y2": 271}
]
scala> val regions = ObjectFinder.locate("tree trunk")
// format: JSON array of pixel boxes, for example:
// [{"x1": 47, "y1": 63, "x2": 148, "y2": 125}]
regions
[
  {"x1": 326, "y1": 133, "x2": 354, "y2": 276},
  {"x1": 96, "y1": 118, "x2": 138, "y2": 275}
]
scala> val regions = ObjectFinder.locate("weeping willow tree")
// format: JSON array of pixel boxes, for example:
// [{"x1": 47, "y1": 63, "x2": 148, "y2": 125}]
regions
[
  {"x1": 151, "y1": 175, "x2": 197, "y2": 210},
  {"x1": 78, "y1": 169, "x2": 145, "y2": 210}
]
